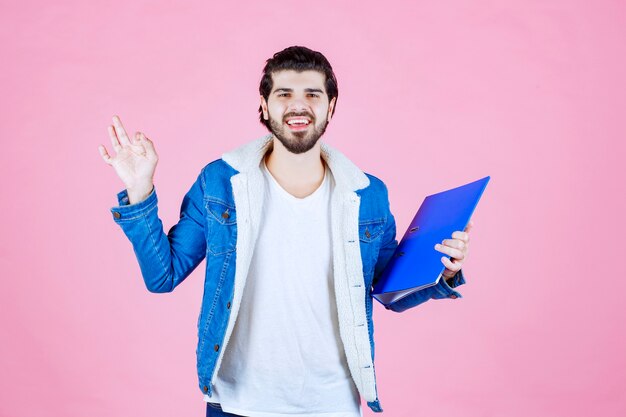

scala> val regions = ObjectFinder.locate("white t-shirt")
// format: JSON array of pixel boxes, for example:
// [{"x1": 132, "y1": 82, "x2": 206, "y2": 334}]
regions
[{"x1": 203, "y1": 158, "x2": 362, "y2": 417}]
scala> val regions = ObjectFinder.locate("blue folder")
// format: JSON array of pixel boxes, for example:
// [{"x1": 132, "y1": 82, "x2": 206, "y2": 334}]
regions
[{"x1": 372, "y1": 176, "x2": 490, "y2": 307}]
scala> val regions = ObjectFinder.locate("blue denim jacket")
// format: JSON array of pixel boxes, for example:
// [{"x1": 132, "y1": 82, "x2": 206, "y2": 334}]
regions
[{"x1": 110, "y1": 134, "x2": 466, "y2": 413}]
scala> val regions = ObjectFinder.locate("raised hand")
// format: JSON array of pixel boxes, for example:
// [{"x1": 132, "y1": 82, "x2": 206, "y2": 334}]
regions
[{"x1": 98, "y1": 115, "x2": 158, "y2": 204}]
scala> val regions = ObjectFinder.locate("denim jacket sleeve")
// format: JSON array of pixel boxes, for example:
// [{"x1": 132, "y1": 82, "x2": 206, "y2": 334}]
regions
[
  {"x1": 371, "y1": 183, "x2": 467, "y2": 313},
  {"x1": 109, "y1": 172, "x2": 207, "y2": 293}
]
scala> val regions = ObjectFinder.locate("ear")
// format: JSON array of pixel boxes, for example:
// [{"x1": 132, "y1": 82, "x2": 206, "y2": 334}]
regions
[
  {"x1": 260, "y1": 96, "x2": 269, "y2": 120},
  {"x1": 327, "y1": 97, "x2": 336, "y2": 122}
]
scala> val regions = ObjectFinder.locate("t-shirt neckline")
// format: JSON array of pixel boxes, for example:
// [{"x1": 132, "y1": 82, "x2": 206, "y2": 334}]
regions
[{"x1": 262, "y1": 158, "x2": 329, "y2": 203}]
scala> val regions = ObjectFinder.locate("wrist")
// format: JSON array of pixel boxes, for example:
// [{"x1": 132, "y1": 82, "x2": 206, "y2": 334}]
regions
[
  {"x1": 126, "y1": 183, "x2": 154, "y2": 205},
  {"x1": 442, "y1": 271, "x2": 456, "y2": 279}
]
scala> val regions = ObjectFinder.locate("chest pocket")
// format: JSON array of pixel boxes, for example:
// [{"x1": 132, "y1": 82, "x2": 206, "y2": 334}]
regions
[
  {"x1": 359, "y1": 218, "x2": 385, "y2": 279},
  {"x1": 359, "y1": 219, "x2": 385, "y2": 243},
  {"x1": 204, "y1": 198, "x2": 237, "y2": 255}
]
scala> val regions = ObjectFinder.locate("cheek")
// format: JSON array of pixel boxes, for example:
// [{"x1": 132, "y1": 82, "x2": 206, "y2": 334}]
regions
[
  {"x1": 268, "y1": 105, "x2": 286, "y2": 120},
  {"x1": 316, "y1": 109, "x2": 330, "y2": 122}
]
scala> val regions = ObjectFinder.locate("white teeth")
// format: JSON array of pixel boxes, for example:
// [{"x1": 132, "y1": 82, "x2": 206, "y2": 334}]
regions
[{"x1": 287, "y1": 119, "x2": 309, "y2": 125}]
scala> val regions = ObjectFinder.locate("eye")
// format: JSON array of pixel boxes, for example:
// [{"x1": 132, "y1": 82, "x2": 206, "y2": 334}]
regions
[
  {"x1": 278, "y1": 93, "x2": 289, "y2": 97},
  {"x1": 308, "y1": 94, "x2": 320, "y2": 98}
]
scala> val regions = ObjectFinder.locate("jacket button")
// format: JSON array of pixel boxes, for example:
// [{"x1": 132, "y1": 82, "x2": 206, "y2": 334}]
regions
[
  {"x1": 221, "y1": 211, "x2": 230, "y2": 219},
  {"x1": 113, "y1": 212, "x2": 121, "y2": 219},
  {"x1": 214, "y1": 344, "x2": 220, "y2": 351},
  {"x1": 203, "y1": 385, "x2": 208, "y2": 393},
  {"x1": 227, "y1": 301, "x2": 231, "y2": 309},
  {"x1": 365, "y1": 230, "x2": 371, "y2": 238},
  {"x1": 450, "y1": 294, "x2": 458, "y2": 299}
]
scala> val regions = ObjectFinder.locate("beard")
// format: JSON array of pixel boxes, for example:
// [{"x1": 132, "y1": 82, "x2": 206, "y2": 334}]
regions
[{"x1": 268, "y1": 113, "x2": 329, "y2": 155}]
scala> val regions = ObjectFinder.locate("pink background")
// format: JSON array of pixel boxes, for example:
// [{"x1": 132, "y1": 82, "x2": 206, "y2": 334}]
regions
[{"x1": 2, "y1": 1, "x2": 625, "y2": 416}]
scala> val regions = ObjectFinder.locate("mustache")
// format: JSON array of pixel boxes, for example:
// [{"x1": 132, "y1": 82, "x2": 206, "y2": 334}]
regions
[{"x1": 284, "y1": 113, "x2": 314, "y2": 121}]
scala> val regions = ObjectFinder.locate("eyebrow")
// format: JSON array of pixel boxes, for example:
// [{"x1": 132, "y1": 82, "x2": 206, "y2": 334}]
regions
[{"x1": 273, "y1": 88, "x2": 325, "y2": 94}]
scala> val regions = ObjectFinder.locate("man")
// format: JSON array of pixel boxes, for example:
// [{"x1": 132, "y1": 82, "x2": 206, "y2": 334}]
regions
[{"x1": 98, "y1": 46, "x2": 472, "y2": 417}]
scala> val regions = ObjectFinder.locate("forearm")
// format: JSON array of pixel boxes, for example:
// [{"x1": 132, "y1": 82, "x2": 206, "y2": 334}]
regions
[
  {"x1": 111, "y1": 187, "x2": 179, "y2": 292},
  {"x1": 386, "y1": 269, "x2": 466, "y2": 313}
]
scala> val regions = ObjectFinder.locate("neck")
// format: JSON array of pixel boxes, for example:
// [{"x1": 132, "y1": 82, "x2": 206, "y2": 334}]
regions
[{"x1": 264, "y1": 136, "x2": 327, "y2": 197}]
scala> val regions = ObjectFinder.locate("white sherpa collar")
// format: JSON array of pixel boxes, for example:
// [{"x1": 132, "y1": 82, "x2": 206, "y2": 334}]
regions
[{"x1": 221, "y1": 133, "x2": 370, "y2": 191}]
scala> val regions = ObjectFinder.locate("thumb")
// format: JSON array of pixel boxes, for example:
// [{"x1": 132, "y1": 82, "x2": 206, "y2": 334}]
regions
[{"x1": 139, "y1": 132, "x2": 156, "y2": 154}]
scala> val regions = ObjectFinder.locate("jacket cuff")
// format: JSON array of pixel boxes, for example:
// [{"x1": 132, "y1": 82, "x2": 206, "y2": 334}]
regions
[
  {"x1": 110, "y1": 186, "x2": 157, "y2": 222},
  {"x1": 434, "y1": 268, "x2": 466, "y2": 299}
]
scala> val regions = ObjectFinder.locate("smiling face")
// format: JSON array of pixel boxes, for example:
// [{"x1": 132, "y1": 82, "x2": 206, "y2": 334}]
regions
[{"x1": 260, "y1": 70, "x2": 336, "y2": 154}]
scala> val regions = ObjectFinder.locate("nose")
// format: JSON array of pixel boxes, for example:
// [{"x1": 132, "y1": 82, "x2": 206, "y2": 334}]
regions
[{"x1": 286, "y1": 95, "x2": 310, "y2": 113}]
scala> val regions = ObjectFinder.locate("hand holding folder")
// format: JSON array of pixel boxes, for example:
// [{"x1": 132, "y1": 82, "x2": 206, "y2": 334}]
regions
[
  {"x1": 437, "y1": 218, "x2": 473, "y2": 280},
  {"x1": 372, "y1": 176, "x2": 490, "y2": 307}
]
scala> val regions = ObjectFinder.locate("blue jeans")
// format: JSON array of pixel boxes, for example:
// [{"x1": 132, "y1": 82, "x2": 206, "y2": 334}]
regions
[{"x1": 206, "y1": 402, "x2": 245, "y2": 417}]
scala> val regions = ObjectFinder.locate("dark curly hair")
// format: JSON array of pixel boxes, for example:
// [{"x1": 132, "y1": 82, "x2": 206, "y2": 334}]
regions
[{"x1": 258, "y1": 45, "x2": 338, "y2": 130}]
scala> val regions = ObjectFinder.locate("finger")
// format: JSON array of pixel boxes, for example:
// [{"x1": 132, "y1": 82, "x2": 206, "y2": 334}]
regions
[
  {"x1": 139, "y1": 132, "x2": 157, "y2": 155},
  {"x1": 126, "y1": 133, "x2": 149, "y2": 157},
  {"x1": 443, "y1": 238, "x2": 465, "y2": 250},
  {"x1": 98, "y1": 144, "x2": 113, "y2": 165},
  {"x1": 112, "y1": 115, "x2": 131, "y2": 146},
  {"x1": 435, "y1": 242, "x2": 464, "y2": 260},
  {"x1": 464, "y1": 220, "x2": 474, "y2": 233},
  {"x1": 441, "y1": 256, "x2": 461, "y2": 273},
  {"x1": 108, "y1": 125, "x2": 121, "y2": 152},
  {"x1": 129, "y1": 143, "x2": 147, "y2": 157},
  {"x1": 452, "y1": 231, "x2": 469, "y2": 242},
  {"x1": 138, "y1": 131, "x2": 149, "y2": 144}
]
